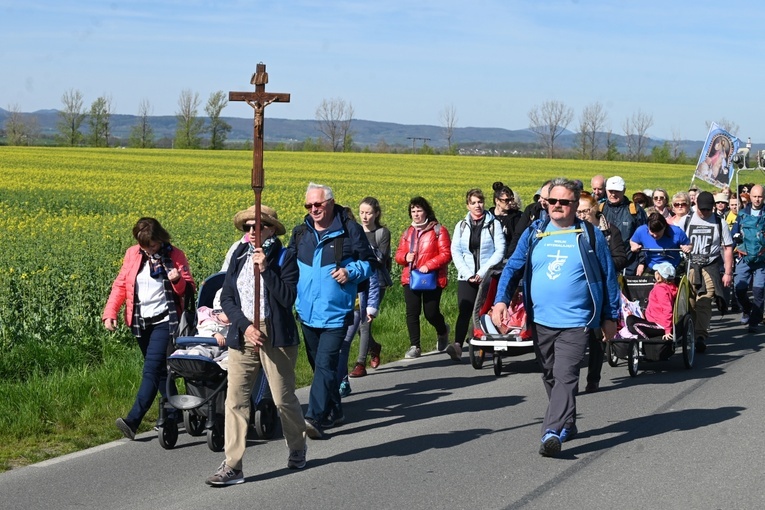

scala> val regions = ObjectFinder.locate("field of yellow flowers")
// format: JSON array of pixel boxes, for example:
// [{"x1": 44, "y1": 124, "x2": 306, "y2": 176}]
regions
[{"x1": 0, "y1": 146, "x2": 705, "y2": 381}]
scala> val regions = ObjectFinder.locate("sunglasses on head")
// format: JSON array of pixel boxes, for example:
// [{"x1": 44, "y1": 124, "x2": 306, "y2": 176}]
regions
[
  {"x1": 304, "y1": 199, "x2": 330, "y2": 210},
  {"x1": 241, "y1": 223, "x2": 270, "y2": 232},
  {"x1": 547, "y1": 198, "x2": 576, "y2": 206}
]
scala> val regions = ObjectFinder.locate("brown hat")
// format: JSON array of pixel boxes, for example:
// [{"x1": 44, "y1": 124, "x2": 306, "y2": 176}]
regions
[{"x1": 233, "y1": 205, "x2": 286, "y2": 235}]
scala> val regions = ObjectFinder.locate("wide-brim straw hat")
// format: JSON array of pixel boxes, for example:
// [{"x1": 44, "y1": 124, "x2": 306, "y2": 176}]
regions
[{"x1": 233, "y1": 205, "x2": 286, "y2": 236}]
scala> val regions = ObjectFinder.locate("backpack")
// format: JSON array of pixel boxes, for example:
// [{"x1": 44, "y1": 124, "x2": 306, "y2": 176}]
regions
[{"x1": 459, "y1": 218, "x2": 495, "y2": 239}]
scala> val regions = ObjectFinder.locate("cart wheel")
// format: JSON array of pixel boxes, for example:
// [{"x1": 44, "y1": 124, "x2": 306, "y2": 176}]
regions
[
  {"x1": 253, "y1": 398, "x2": 278, "y2": 440},
  {"x1": 207, "y1": 422, "x2": 224, "y2": 452},
  {"x1": 628, "y1": 340, "x2": 639, "y2": 377},
  {"x1": 183, "y1": 411, "x2": 205, "y2": 437},
  {"x1": 468, "y1": 342, "x2": 485, "y2": 369},
  {"x1": 493, "y1": 354, "x2": 502, "y2": 376},
  {"x1": 606, "y1": 342, "x2": 619, "y2": 367},
  {"x1": 158, "y1": 420, "x2": 178, "y2": 450},
  {"x1": 682, "y1": 315, "x2": 695, "y2": 369}
]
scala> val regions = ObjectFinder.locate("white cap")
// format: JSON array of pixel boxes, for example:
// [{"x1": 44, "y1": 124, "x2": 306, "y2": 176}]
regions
[
  {"x1": 606, "y1": 176, "x2": 626, "y2": 192},
  {"x1": 653, "y1": 262, "x2": 675, "y2": 280}
]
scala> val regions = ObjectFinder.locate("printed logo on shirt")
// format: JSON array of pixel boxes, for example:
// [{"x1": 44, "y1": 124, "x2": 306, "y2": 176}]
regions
[{"x1": 546, "y1": 250, "x2": 568, "y2": 280}]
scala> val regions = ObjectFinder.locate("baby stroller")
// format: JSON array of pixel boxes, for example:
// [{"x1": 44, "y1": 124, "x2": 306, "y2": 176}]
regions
[
  {"x1": 606, "y1": 258, "x2": 695, "y2": 377},
  {"x1": 157, "y1": 272, "x2": 279, "y2": 451},
  {"x1": 468, "y1": 265, "x2": 534, "y2": 376}
]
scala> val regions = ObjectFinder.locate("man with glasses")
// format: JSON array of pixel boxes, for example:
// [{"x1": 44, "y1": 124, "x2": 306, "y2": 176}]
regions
[
  {"x1": 491, "y1": 178, "x2": 620, "y2": 458},
  {"x1": 601, "y1": 175, "x2": 647, "y2": 275},
  {"x1": 290, "y1": 182, "x2": 376, "y2": 438},
  {"x1": 731, "y1": 185, "x2": 765, "y2": 334},
  {"x1": 681, "y1": 191, "x2": 734, "y2": 352}
]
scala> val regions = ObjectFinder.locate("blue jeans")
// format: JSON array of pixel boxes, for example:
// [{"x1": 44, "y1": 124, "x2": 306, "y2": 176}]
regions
[
  {"x1": 125, "y1": 322, "x2": 177, "y2": 428},
  {"x1": 301, "y1": 324, "x2": 346, "y2": 422},
  {"x1": 734, "y1": 261, "x2": 765, "y2": 325}
]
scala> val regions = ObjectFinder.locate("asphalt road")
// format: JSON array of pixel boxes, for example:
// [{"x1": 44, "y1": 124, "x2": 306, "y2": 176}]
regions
[{"x1": 2, "y1": 314, "x2": 764, "y2": 510}]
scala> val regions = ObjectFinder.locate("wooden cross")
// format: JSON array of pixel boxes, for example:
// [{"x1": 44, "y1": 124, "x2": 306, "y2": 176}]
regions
[{"x1": 229, "y1": 63, "x2": 290, "y2": 328}]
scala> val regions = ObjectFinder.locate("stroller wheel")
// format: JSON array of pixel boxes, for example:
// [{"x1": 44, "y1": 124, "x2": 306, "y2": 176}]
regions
[
  {"x1": 493, "y1": 354, "x2": 503, "y2": 377},
  {"x1": 158, "y1": 421, "x2": 178, "y2": 450},
  {"x1": 606, "y1": 342, "x2": 619, "y2": 367},
  {"x1": 207, "y1": 421, "x2": 225, "y2": 452},
  {"x1": 468, "y1": 342, "x2": 485, "y2": 369},
  {"x1": 628, "y1": 340, "x2": 640, "y2": 377},
  {"x1": 183, "y1": 411, "x2": 206, "y2": 437},
  {"x1": 253, "y1": 398, "x2": 279, "y2": 440}
]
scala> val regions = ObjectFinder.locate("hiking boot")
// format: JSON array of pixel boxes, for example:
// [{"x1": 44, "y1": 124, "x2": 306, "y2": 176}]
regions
[
  {"x1": 560, "y1": 424, "x2": 578, "y2": 443},
  {"x1": 437, "y1": 325, "x2": 451, "y2": 352},
  {"x1": 205, "y1": 461, "x2": 244, "y2": 486},
  {"x1": 339, "y1": 380, "x2": 352, "y2": 398},
  {"x1": 115, "y1": 418, "x2": 136, "y2": 440},
  {"x1": 369, "y1": 343, "x2": 382, "y2": 368},
  {"x1": 405, "y1": 345, "x2": 421, "y2": 359},
  {"x1": 445, "y1": 342, "x2": 463, "y2": 362},
  {"x1": 304, "y1": 418, "x2": 324, "y2": 440},
  {"x1": 539, "y1": 430, "x2": 561, "y2": 457},
  {"x1": 349, "y1": 362, "x2": 367, "y2": 378},
  {"x1": 287, "y1": 443, "x2": 308, "y2": 470}
]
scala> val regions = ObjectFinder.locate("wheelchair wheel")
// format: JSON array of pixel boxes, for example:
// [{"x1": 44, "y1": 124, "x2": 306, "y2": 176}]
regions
[
  {"x1": 493, "y1": 354, "x2": 502, "y2": 377},
  {"x1": 628, "y1": 340, "x2": 640, "y2": 377},
  {"x1": 606, "y1": 342, "x2": 619, "y2": 367},
  {"x1": 468, "y1": 342, "x2": 485, "y2": 369},
  {"x1": 158, "y1": 420, "x2": 178, "y2": 450},
  {"x1": 253, "y1": 398, "x2": 278, "y2": 440},
  {"x1": 207, "y1": 421, "x2": 224, "y2": 452},
  {"x1": 682, "y1": 315, "x2": 695, "y2": 369},
  {"x1": 183, "y1": 411, "x2": 206, "y2": 437}
]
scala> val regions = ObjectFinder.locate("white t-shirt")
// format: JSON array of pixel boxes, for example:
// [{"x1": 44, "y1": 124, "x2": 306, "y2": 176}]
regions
[{"x1": 684, "y1": 213, "x2": 733, "y2": 265}]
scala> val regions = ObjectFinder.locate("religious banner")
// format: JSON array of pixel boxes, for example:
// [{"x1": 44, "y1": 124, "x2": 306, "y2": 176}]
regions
[{"x1": 694, "y1": 122, "x2": 739, "y2": 189}]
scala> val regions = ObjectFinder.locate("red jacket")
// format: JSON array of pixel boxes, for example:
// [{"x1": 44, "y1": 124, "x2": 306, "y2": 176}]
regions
[
  {"x1": 395, "y1": 222, "x2": 452, "y2": 288},
  {"x1": 102, "y1": 244, "x2": 195, "y2": 326},
  {"x1": 645, "y1": 281, "x2": 678, "y2": 335}
]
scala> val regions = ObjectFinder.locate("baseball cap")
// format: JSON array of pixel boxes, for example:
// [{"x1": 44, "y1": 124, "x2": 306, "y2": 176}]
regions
[
  {"x1": 606, "y1": 176, "x2": 626, "y2": 192},
  {"x1": 696, "y1": 191, "x2": 715, "y2": 210},
  {"x1": 653, "y1": 262, "x2": 675, "y2": 280}
]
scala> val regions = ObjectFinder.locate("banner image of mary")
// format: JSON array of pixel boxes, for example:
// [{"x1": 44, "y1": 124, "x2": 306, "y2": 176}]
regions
[{"x1": 694, "y1": 123, "x2": 738, "y2": 188}]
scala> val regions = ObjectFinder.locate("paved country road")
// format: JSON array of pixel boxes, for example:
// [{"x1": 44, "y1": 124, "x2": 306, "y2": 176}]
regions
[{"x1": 2, "y1": 314, "x2": 764, "y2": 510}]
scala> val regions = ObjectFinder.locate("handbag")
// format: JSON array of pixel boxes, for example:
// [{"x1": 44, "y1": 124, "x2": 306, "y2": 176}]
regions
[
  {"x1": 175, "y1": 284, "x2": 197, "y2": 338},
  {"x1": 408, "y1": 228, "x2": 437, "y2": 291}
]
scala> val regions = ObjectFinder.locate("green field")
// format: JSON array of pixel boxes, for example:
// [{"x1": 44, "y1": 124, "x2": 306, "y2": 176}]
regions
[{"x1": 0, "y1": 146, "x2": 707, "y2": 470}]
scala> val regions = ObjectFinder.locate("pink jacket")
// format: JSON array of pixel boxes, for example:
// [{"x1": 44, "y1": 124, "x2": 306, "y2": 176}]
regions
[
  {"x1": 645, "y1": 281, "x2": 678, "y2": 335},
  {"x1": 102, "y1": 245, "x2": 195, "y2": 326}
]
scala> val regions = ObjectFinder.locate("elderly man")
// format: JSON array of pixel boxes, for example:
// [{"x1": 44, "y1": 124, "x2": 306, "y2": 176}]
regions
[
  {"x1": 591, "y1": 175, "x2": 606, "y2": 203},
  {"x1": 290, "y1": 182, "x2": 376, "y2": 438},
  {"x1": 681, "y1": 191, "x2": 734, "y2": 352},
  {"x1": 491, "y1": 178, "x2": 620, "y2": 458},
  {"x1": 601, "y1": 175, "x2": 647, "y2": 275},
  {"x1": 731, "y1": 185, "x2": 765, "y2": 334}
]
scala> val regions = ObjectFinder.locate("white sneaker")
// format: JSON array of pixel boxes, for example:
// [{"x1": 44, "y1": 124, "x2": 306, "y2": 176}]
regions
[{"x1": 405, "y1": 345, "x2": 421, "y2": 359}]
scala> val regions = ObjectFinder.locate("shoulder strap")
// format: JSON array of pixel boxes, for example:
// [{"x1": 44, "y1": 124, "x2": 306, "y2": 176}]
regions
[
  {"x1": 374, "y1": 227, "x2": 383, "y2": 247},
  {"x1": 459, "y1": 219, "x2": 467, "y2": 237},
  {"x1": 629, "y1": 203, "x2": 637, "y2": 216},
  {"x1": 277, "y1": 246, "x2": 287, "y2": 267},
  {"x1": 683, "y1": 215, "x2": 692, "y2": 233}
]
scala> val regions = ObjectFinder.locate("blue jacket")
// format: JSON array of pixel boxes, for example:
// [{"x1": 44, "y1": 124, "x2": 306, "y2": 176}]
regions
[
  {"x1": 451, "y1": 210, "x2": 505, "y2": 280},
  {"x1": 220, "y1": 237, "x2": 300, "y2": 350},
  {"x1": 731, "y1": 205, "x2": 765, "y2": 266},
  {"x1": 290, "y1": 205, "x2": 375, "y2": 328},
  {"x1": 494, "y1": 217, "x2": 621, "y2": 329}
]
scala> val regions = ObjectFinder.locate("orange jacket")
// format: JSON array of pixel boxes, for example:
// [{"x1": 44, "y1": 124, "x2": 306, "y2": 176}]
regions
[
  {"x1": 102, "y1": 244, "x2": 195, "y2": 326},
  {"x1": 395, "y1": 223, "x2": 452, "y2": 288}
]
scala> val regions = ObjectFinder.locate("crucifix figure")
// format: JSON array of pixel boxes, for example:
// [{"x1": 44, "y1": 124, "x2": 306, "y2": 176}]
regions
[{"x1": 229, "y1": 62, "x2": 290, "y2": 326}]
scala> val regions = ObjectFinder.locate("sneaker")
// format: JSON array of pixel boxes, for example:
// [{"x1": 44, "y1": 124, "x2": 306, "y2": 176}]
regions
[
  {"x1": 339, "y1": 380, "x2": 352, "y2": 398},
  {"x1": 369, "y1": 343, "x2": 382, "y2": 369},
  {"x1": 205, "y1": 461, "x2": 244, "y2": 486},
  {"x1": 560, "y1": 424, "x2": 578, "y2": 443},
  {"x1": 349, "y1": 362, "x2": 367, "y2": 378},
  {"x1": 584, "y1": 382, "x2": 599, "y2": 393},
  {"x1": 405, "y1": 345, "x2": 421, "y2": 359},
  {"x1": 741, "y1": 314, "x2": 750, "y2": 325},
  {"x1": 304, "y1": 418, "x2": 324, "y2": 440},
  {"x1": 320, "y1": 409, "x2": 345, "y2": 429},
  {"x1": 287, "y1": 443, "x2": 307, "y2": 470},
  {"x1": 539, "y1": 430, "x2": 562, "y2": 457},
  {"x1": 445, "y1": 342, "x2": 463, "y2": 362},
  {"x1": 437, "y1": 325, "x2": 451, "y2": 352},
  {"x1": 695, "y1": 338, "x2": 707, "y2": 353},
  {"x1": 115, "y1": 418, "x2": 136, "y2": 440}
]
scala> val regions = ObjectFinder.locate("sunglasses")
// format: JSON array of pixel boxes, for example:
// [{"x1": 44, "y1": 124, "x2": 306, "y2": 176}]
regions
[
  {"x1": 497, "y1": 197, "x2": 514, "y2": 203},
  {"x1": 547, "y1": 198, "x2": 577, "y2": 206},
  {"x1": 716, "y1": 201, "x2": 727, "y2": 204},
  {"x1": 304, "y1": 199, "x2": 330, "y2": 210},
  {"x1": 673, "y1": 203, "x2": 688, "y2": 208},
  {"x1": 241, "y1": 223, "x2": 270, "y2": 232},
  {"x1": 653, "y1": 196, "x2": 666, "y2": 200}
]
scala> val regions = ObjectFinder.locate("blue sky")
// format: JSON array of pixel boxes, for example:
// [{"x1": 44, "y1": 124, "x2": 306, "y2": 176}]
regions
[{"x1": 2, "y1": 0, "x2": 764, "y2": 142}]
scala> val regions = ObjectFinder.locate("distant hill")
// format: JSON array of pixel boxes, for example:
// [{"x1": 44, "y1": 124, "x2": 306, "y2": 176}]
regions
[{"x1": 0, "y1": 107, "x2": 706, "y2": 155}]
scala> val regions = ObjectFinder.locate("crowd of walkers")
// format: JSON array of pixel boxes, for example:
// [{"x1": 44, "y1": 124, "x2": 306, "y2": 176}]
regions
[{"x1": 102, "y1": 174, "x2": 754, "y2": 481}]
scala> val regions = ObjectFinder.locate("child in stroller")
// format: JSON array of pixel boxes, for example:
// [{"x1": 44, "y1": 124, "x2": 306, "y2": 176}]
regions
[{"x1": 625, "y1": 262, "x2": 678, "y2": 341}]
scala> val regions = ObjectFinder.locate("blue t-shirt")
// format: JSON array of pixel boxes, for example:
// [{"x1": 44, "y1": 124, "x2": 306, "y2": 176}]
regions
[
  {"x1": 630, "y1": 224, "x2": 689, "y2": 269},
  {"x1": 529, "y1": 225, "x2": 590, "y2": 328}
]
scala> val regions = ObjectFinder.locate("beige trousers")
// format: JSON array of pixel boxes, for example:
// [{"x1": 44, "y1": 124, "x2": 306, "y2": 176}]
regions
[
  {"x1": 224, "y1": 322, "x2": 306, "y2": 471},
  {"x1": 689, "y1": 267, "x2": 715, "y2": 340}
]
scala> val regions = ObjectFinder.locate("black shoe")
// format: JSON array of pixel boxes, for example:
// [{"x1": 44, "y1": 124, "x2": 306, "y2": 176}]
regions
[
  {"x1": 695, "y1": 338, "x2": 707, "y2": 353},
  {"x1": 320, "y1": 409, "x2": 345, "y2": 429},
  {"x1": 116, "y1": 418, "x2": 136, "y2": 440},
  {"x1": 304, "y1": 418, "x2": 324, "y2": 440}
]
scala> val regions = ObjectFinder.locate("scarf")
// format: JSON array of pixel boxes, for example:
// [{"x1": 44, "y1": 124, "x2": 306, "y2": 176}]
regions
[{"x1": 131, "y1": 244, "x2": 180, "y2": 339}]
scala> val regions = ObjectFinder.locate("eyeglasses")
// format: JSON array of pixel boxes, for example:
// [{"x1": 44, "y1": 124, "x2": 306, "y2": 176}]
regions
[
  {"x1": 242, "y1": 223, "x2": 270, "y2": 232},
  {"x1": 576, "y1": 208, "x2": 591, "y2": 215},
  {"x1": 653, "y1": 196, "x2": 666, "y2": 200},
  {"x1": 673, "y1": 203, "x2": 688, "y2": 208},
  {"x1": 304, "y1": 199, "x2": 330, "y2": 210},
  {"x1": 547, "y1": 198, "x2": 577, "y2": 206},
  {"x1": 497, "y1": 197, "x2": 514, "y2": 204}
]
